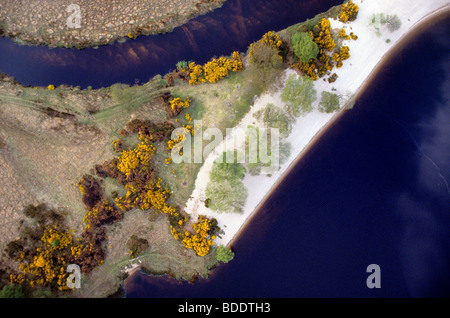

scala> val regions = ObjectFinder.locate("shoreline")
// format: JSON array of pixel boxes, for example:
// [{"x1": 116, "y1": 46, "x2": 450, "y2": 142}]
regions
[
  {"x1": 227, "y1": 2, "x2": 450, "y2": 249},
  {"x1": 227, "y1": 3, "x2": 450, "y2": 249},
  {"x1": 227, "y1": 107, "x2": 349, "y2": 248}
]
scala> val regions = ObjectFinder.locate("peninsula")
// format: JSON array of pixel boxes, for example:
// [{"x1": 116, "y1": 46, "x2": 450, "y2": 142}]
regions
[{"x1": 184, "y1": 0, "x2": 450, "y2": 247}]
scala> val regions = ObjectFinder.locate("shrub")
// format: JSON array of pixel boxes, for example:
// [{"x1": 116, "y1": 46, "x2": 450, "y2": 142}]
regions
[
  {"x1": 110, "y1": 83, "x2": 136, "y2": 104},
  {"x1": 6, "y1": 240, "x2": 24, "y2": 259},
  {"x1": 310, "y1": 18, "x2": 336, "y2": 52},
  {"x1": 125, "y1": 119, "x2": 174, "y2": 141},
  {"x1": 205, "y1": 153, "x2": 248, "y2": 214},
  {"x1": 188, "y1": 62, "x2": 205, "y2": 85},
  {"x1": 258, "y1": 31, "x2": 283, "y2": 49},
  {"x1": 0, "y1": 284, "x2": 24, "y2": 298},
  {"x1": 23, "y1": 203, "x2": 47, "y2": 219},
  {"x1": 188, "y1": 52, "x2": 243, "y2": 85},
  {"x1": 292, "y1": 32, "x2": 319, "y2": 63},
  {"x1": 176, "y1": 60, "x2": 189, "y2": 70},
  {"x1": 328, "y1": 73, "x2": 339, "y2": 83},
  {"x1": 83, "y1": 200, "x2": 123, "y2": 229},
  {"x1": 260, "y1": 103, "x2": 293, "y2": 138},
  {"x1": 210, "y1": 160, "x2": 247, "y2": 182},
  {"x1": 281, "y1": 74, "x2": 317, "y2": 117},
  {"x1": 247, "y1": 42, "x2": 284, "y2": 91},
  {"x1": 181, "y1": 216, "x2": 216, "y2": 256},
  {"x1": 319, "y1": 91, "x2": 340, "y2": 113},
  {"x1": 127, "y1": 235, "x2": 149, "y2": 257},
  {"x1": 248, "y1": 41, "x2": 282, "y2": 68},
  {"x1": 215, "y1": 245, "x2": 235, "y2": 263},
  {"x1": 116, "y1": 142, "x2": 155, "y2": 177},
  {"x1": 77, "y1": 175, "x2": 103, "y2": 209},
  {"x1": 338, "y1": 0, "x2": 359, "y2": 23},
  {"x1": 22, "y1": 204, "x2": 64, "y2": 227},
  {"x1": 331, "y1": 45, "x2": 350, "y2": 68},
  {"x1": 168, "y1": 96, "x2": 191, "y2": 117}
]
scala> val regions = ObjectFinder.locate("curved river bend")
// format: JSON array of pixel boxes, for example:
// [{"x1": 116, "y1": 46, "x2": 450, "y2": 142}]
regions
[{"x1": 0, "y1": 0, "x2": 342, "y2": 89}]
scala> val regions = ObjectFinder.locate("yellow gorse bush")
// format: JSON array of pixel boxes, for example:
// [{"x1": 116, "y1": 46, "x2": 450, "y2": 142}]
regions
[
  {"x1": 167, "y1": 134, "x2": 185, "y2": 152},
  {"x1": 117, "y1": 141, "x2": 156, "y2": 176},
  {"x1": 204, "y1": 57, "x2": 232, "y2": 83},
  {"x1": 338, "y1": 28, "x2": 358, "y2": 41},
  {"x1": 259, "y1": 31, "x2": 283, "y2": 49},
  {"x1": 332, "y1": 46, "x2": 351, "y2": 68},
  {"x1": 139, "y1": 180, "x2": 172, "y2": 211},
  {"x1": 114, "y1": 177, "x2": 178, "y2": 218},
  {"x1": 338, "y1": 0, "x2": 359, "y2": 23},
  {"x1": 10, "y1": 225, "x2": 81, "y2": 291},
  {"x1": 310, "y1": 18, "x2": 336, "y2": 52},
  {"x1": 230, "y1": 51, "x2": 244, "y2": 71},
  {"x1": 291, "y1": 60, "x2": 319, "y2": 81},
  {"x1": 188, "y1": 62, "x2": 206, "y2": 85},
  {"x1": 291, "y1": 16, "x2": 356, "y2": 81},
  {"x1": 170, "y1": 97, "x2": 191, "y2": 110},
  {"x1": 117, "y1": 149, "x2": 140, "y2": 176},
  {"x1": 248, "y1": 31, "x2": 283, "y2": 62},
  {"x1": 77, "y1": 178, "x2": 86, "y2": 195},
  {"x1": 188, "y1": 51, "x2": 243, "y2": 85},
  {"x1": 41, "y1": 225, "x2": 73, "y2": 250},
  {"x1": 181, "y1": 216, "x2": 215, "y2": 256},
  {"x1": 112, "y1": 139, "x2": 122, "y2": 152}
]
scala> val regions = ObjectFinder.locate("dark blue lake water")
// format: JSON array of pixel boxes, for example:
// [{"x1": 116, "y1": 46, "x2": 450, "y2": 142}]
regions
[
  {"x1": 124, "y1": 17, "x2": 450, "y2": 298},
  {"x1": 0, "y1": 0, "x2": 343, "y2": 89}
]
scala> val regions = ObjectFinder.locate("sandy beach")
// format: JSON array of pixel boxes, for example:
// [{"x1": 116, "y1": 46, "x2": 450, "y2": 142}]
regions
[{"x1": 183, "y1": 0, "x2": 450, "y2": 248}]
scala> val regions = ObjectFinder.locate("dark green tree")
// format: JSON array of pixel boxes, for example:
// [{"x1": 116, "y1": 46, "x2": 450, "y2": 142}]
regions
[
  {"x1": 292, "y1": 32, "x2": 319, "y2": 63},
  {"x1": 215, "y1": 245, "x2": 235, "y2": 263},
  {"x1": 205, "y1": 152, "x2": 248, "y2": 214}
]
